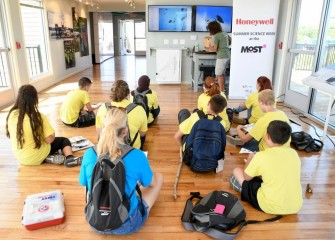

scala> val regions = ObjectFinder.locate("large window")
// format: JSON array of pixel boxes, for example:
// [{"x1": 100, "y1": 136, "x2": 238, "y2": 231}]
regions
[
  {"x1": 0, "y1": 0, "x2": 11, "y2": 88},
  {"x1": 20, "y1": 0, "x2": 49, "y2": 78}
]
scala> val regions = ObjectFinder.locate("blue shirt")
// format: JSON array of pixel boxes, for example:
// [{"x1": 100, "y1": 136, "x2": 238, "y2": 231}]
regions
[{"x1": 79, "y1": 147, "x2": 153, "y2": 214}]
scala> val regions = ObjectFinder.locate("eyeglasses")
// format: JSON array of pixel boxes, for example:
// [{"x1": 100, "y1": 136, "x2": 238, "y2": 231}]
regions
[{"x1": 108, "y1": 105, "x2": 127, "y2": 112}]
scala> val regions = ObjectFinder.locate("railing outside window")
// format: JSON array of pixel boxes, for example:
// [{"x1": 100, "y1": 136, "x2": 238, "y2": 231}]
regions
[
  {"x1": 20, "y1": 0, "x2": 49, "y2": 78},
  {"x1": 0, "y1": 48, "x2": 10, "y2": 87}
]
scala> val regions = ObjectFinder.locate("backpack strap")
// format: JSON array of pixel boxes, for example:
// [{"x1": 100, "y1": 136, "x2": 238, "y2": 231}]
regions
[
  {"x1": 181, "y1": 192, "x2": 202, "y2": 231},
  {"x1": 196, "y1": 110, "x2": 206, "y2": 119},
  {"x1": 126, "y1": 102, "x2": 137, "y2": 113}
]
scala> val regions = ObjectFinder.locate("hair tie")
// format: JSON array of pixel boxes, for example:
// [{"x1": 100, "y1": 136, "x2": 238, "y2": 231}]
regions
[{"x1": 210, "y1": 83, "x2": 214, "y2": 86}]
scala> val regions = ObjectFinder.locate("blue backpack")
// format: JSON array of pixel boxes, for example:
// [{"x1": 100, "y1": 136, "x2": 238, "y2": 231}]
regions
[{"x1": 184, "y1": 111, "x2": 226, "y2": 173}]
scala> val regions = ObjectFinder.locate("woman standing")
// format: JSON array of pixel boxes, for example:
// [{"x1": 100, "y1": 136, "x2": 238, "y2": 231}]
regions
[
  {"x1": 205, "y1": 21, "x2": 231, "y2": 93},
  {"x1": 6, "y1": 85, "x2": 82, "y2": 167}
]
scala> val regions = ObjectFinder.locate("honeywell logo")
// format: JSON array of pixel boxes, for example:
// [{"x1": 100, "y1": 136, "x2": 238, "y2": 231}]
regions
[{"x1": 236, "y1": 18, "x2": 274, "y2": 26}]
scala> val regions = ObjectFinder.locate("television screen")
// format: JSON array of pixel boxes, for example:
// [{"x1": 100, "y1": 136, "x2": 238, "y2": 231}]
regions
[
  {"x1": 148, "y1": 5, "x2": 193, "y2": 32},
  {"x1": 195, "y1": 6, "x2": 233, "y2": 33}
]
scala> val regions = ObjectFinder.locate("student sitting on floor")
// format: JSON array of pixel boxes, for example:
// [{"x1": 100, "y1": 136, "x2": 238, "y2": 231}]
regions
[
  {"x1": 6, "y1": 85, "x2": 82, "y2": 167},
  {"x1": 131, "y1": 75, "x2": 160, "y2": 126},
  {"x1": 60, "y1": 77, "x2": 100, "y2": 128},
  {"x1": 232, "y1": 76, "x2": 273, "y2": 125},
  {"x1": 230, "y1": 120, "x2": 303, "y2": 215},
  {"x1": 175, "y1": 94, "x2": 227, "y2": 147},
  {"x1": 197, "y1": 76, "x2": 231, "y2": 132},
  {"x1": 227, "y1": 89, "x2": 290, "y2": 152},
  {"x1": 96, "y1": 80, "x2": 147, "y2": 149},
  {"x1": 79, "y1": 107, "x2": 163, "y2": 234}
]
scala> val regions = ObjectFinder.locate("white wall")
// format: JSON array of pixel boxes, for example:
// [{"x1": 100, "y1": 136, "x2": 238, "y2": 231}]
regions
[
  {"x1": 4, "y1": 0, "x2": 92, "y2": 96},
  {"x1": 145, "y1": 0, "x2": 233, "y2": 83}
]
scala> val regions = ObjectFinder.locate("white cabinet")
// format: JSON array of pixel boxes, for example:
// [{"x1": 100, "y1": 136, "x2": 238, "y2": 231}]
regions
[{"x1": 155, "y1": 49, "x2": 182, "y2": 84}]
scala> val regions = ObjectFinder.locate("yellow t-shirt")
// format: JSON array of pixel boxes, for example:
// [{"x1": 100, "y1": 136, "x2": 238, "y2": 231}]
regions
[
  {"x1": 249, "y1": 110, "x2": 290, "y2": 151},
  {"x1": 179, "y1": 111, "x2": 226, "y2": 135},
  {"x1": 60, "y1": 89, "x2": 90, "y2": 124},
  {"x1": 197, "y1": 92, "x2": 230, "y2": 132},
  {"x1": 245, "y1": 147, "x2": 303, "y2": 214},
  {"x1": 245, "y1": 92, "x2": 264, "y2": 123},
  {"x1": 96, "y1": 99, "x2": 148, "y2": 149},
  {"x1": 146, "y1": 90, "x2": 159, "y2": 124},
  {"x1": 7, "y1": 110, "x2": 55, "y2": 165}
]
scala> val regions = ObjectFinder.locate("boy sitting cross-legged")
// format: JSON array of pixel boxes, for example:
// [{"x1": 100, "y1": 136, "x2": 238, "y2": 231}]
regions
[
  {"x1": 227, "y1": 89, "x2": 290, "y2": 152},
  {"x1": 230, "y1": 120, "x2": 303, "y2": 215}
]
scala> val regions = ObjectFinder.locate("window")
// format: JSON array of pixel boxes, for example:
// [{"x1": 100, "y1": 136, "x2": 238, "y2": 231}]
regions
[
  {"x1": 20, "y1": 0, "x2": 49, "y2": 78},
  {"x1": 0, "y1": 0, "x2": 11, "y2": 88}
]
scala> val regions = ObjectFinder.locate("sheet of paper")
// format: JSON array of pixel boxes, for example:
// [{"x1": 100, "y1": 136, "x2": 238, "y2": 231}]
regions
[
  {"x1": 239, "y1": 148, "x2": 253, "y2": 154},
  {"x1": 216, "y1": 159, "x2": 224, "y2": 173},
  {"x1": 242, "y1": 123, "x2": 254, "y2": 133},
  {"x1": 69, "y1": 136, "x2": 94, "y2": 152},
  {"x1": 143, "y1": 151, "x2": 148, "y2": 157}
]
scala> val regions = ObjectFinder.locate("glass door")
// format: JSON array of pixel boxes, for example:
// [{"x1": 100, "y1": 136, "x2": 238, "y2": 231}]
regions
[
  {"x1": 284, "y1": 0, "x2": 324, "y2": 110},
  {"x1": 134, "y1": 20, "x2": 146, "y2": 56},
  {"x1": 309, "y1": 0, "x2": 335, "y2": 127},
  {"x1": 0, "y1": 0, "x2": 15, "y2": 107},
  {"x1": 119, "y1": 20, "x2": 134, "y2": 55}
]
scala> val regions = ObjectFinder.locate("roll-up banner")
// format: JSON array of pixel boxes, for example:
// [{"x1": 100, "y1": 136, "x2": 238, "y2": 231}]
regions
[{"x1": 229, "y1": 0, "x2": 280, "y2": 99}]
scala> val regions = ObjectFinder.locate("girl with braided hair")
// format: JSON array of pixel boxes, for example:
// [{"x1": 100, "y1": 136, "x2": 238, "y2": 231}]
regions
[{"x1": 6, "y1": 85, "x2": 82, "y2": 167}]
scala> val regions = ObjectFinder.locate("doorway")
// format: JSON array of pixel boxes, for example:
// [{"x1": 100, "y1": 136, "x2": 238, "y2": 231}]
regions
[
  {"x1": 119, "y1": 20, "x2": 135, "y2": 55},
  {"x1": 283, "y1": 0, "x2": 324, "y2": 111}
]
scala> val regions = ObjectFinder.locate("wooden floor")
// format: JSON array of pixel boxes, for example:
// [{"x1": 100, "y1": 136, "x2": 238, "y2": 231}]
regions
[{"x1": 1, "y1": 56, "x2": 335, "y2": 239}]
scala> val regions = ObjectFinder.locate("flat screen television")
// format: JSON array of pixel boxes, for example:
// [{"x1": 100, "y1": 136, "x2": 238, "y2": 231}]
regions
[
  {"x1": 195, "y1": 6, "x2": 233, "y2": 33},
  {"x1": 148, "y1": 5, "x2": 193, "y2": 32}
]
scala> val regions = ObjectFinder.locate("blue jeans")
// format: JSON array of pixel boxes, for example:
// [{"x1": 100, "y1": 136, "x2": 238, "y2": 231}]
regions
[{"x1": 93, "y1": 199, "x2": 149, "y2": 235}]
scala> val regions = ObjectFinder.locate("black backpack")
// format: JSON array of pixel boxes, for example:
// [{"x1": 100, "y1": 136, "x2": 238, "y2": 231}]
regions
[
  {"x1": 133, "y1": 89, "x2": 151, "y2": 117},
  {"x1": 182, "y1": 191, "x2": 281, "y2": 240},
  {"x1": 291, "y1": 131, "x2": 323, "y2": 153},
  {"x1": 85, "y1": 146, "x2": 144, "y2": 232},
  {"x1": 184, "y1": 111, "x2": 226, "y2": 173},
  {"x1": 105, "y1": 102, "x2": 138, "y2": 147}
]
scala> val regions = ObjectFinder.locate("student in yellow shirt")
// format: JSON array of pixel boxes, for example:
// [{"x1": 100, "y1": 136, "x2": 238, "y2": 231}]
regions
[
  {"x1": 6, "y1": 85, "x2": 82, "y2": 167},
  {"x1": 230, "y1": 120, "x2": 303, "y2": 215},
  {"x1": 175, "y1": 94, "x2": 227, "y2": 146},
  {"x1": 60, "y1": 77, "x2": 100, "y2": 127},
  {"x1": 227, "y1": 89, "x2": 290, "y2": 151},
  {"x1": 131, "y1": 75, "x2": 160, "y2": 126},
  {"x1": 197, "y1": 76, "x2": 230, "y2": 132},
  {"x1": 233, "y1": 76, "x2": 273, "y2": 125},
  {"x1": 96, "y1": 80, "x2": 147, "y2": 150}
]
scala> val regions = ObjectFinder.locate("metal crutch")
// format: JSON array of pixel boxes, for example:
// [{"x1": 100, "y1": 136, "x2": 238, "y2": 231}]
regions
[{"x1": 173, "y1": 147, "x2": 183, "y2": 199}]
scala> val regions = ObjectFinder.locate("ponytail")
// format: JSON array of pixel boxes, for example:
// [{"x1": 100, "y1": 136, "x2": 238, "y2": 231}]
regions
[
  {"x1": 97, "y1": 108, "x2": 128, "y2": 160},
  {"x1": 204, "y1": 76, "x2": 220, "y2": 96},
  {"x1": 257, "y1": 76, "x2": 273, "y2": 92}
]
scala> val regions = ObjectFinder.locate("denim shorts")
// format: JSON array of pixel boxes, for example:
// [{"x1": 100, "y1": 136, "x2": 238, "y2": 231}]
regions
[{"x1": 93, "y1": 199, "x2": 149, "y2": 235}]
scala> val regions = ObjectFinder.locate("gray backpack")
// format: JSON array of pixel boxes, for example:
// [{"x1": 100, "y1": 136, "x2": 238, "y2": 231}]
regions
[{"x1": 85, "y1": 146, "x2": 144, "y2": 231}]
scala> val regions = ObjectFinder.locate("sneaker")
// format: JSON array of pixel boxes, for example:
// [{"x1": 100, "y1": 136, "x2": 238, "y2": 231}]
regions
[
  {"x1": 230, "y1": 175, "x2": 242, "y2": 193},
  {"x1": 45, "y1": 154, "x2": 66, "y2": 165},
  {"x1": 233, "y1": 116, "x2": 247, "y2": 125},
  {"x1": 227, "y1": 135, "x2": 244, "y2": 146},
  {"x1": 64, "y1": 155, "x2": 83, "y2": 167}
]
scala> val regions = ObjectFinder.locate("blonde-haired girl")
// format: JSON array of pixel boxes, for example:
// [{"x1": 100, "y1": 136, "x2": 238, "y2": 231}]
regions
[{"x1": 79, "y1": 108, "x2": 163, "y2": 235}]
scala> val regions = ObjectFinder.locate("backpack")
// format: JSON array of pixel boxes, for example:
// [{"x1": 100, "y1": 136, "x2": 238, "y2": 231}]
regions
[
  {"x1": 182, "y1": 191, "x2": 282, "y2": 240},
  {"x1": 133, "y1": 89, "x2": 151, "y2": 117},
  {"x1": 105, "y1": 102, "x2": 138, "y2": 147},
  {"x1": 184, "y1": 111, "x2": 226, "y2": 173},
  {"x1": 85, "y1": 146, "x2": 144, "y2": 232},
  {"x1": 291, "y1": 131, "x2": 323, "y2": 153}
]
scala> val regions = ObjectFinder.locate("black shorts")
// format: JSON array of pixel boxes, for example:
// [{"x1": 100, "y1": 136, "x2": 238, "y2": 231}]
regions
[
  {"x1": 241, "y1": 177, "x2": 263, "y2": 212},
  {"x1": 64, "y1": 111, "x2": 95, "y2": 128}
]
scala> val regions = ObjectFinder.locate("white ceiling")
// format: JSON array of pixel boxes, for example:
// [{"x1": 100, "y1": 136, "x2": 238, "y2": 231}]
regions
[{"x1": 98, "y1": 0, "x2": 145, "y2": 4}]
